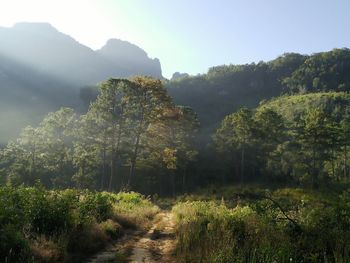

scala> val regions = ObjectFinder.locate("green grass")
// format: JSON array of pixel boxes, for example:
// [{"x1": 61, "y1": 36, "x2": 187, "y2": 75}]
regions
[
  {"x1": 0, "y1": 186, "x2": 159, "y2": 262},
  {"x1": 172, "y1": 185, "x2": 350, "y2": 263}
]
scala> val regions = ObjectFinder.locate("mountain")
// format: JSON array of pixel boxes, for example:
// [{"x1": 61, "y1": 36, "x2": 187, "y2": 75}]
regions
[
  {"x1": 97, "y1": 39, "x2": 162, "y2": 79},
  {"x1": 0, "y1": 22, "x2": 163, "y2": 144},
  {"x1": 171, "y1": 72, "x2": 189, "y2": 81},
  {"x1": 0, "y1": 22, "x2": 163, "y2": 85}
]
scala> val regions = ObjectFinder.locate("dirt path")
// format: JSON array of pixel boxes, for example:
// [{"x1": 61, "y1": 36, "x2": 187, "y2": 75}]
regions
[{"x1": 86, "y1": 211, "x2": 176, "y2": 263}]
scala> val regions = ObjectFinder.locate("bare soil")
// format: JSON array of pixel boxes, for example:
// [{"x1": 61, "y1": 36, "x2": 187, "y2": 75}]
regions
[{"x1": 86, "y1": 211, "x2": 176, "y2": 263}]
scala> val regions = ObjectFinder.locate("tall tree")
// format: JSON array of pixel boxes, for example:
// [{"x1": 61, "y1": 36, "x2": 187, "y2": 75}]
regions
[
  {"x1": 297, "y1": 108, "x2": 336, "y2": 187},
  {"x1": 214, "y1": 107, "x2": 255, "y2": 184},
  {"x1": 39, "y1": 107, "x2": 76, "y2": 187},
  {"x1": 146, "y1": 106, "x2": 199, "y2": 194},
  {"x1": 126, "y1": 76, "x2": 172, "y2": 184},
  {"x1": 77, "y1": 79, "x2": 134, "y2": 190}
]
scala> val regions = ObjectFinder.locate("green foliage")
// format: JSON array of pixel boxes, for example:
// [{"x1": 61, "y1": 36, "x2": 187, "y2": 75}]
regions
[
  {"x1": 1, "y1": 108, "x2": 76, "y2": 187},
  {"x1": 173, "y1": 201, "x2": 288, "y2": 263},
  {"x1": 167, "y1": 53, "x2": 307, "y2": 136},
  {"x1": 1, "y1": 77, "x2": 198, "y2": 194},
  {"x1": 173, "y1": 188, "x2": 350, "y2": 262},
  {"x1": 0, "y1": 185, "x2": 158, "y2": 261},
  {"x1": 76, "y1": 191, "x2": 115, "y2": 224},
  {"x1": 214, "y1": 107, "x2": 285, "y2": 183},
  {"x1": 283, "y1": 48, "x2": 350, "y2": 93},
  {"x1": 214, "y1": 92, "x2": 350, "y2": 186},
  {"x1": 113, "y1": 191, "x2": 160, "y2": 227},
  {"x1": 0, "y1": 225, "x2": 30, "y2": 263},
  {"x1": 99, "y1": 219, "x2": 123, "y2": 239}
]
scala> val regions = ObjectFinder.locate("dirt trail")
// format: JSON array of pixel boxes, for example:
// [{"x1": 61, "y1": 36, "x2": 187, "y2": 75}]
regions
[{"x1": 86, "y1": 211, "x2": 176, "y2": 263}]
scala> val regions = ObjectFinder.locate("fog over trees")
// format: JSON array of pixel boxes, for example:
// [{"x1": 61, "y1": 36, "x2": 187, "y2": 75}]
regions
[{"x1": 1, "y1": 23, "x2": 350, "y2": 263}]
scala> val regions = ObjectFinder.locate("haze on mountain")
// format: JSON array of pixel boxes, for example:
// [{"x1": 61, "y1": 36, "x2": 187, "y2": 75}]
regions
[
  {"x1": 0, "y1": 22, "x2": 163, "y2": 144},
  {"x1": 0, "y1": 22, "x2": 162, "y2": 85}
]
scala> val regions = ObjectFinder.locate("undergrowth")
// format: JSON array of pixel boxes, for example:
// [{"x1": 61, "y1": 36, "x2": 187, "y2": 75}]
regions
[
  {"x1": 0, "y1": 186, "x2": 158, "y2": 262},
  {"x1": 172, "y1": 187, "x2": 350, "y2": 263}
]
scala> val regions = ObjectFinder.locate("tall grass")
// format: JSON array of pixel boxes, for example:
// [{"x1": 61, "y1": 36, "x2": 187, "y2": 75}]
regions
[
  {"x1": 172, "y1": 188, "x2": 350, "y2": 263},
  {"x1": 0, "y1": 186, "x2": 159, "y2": 262}
]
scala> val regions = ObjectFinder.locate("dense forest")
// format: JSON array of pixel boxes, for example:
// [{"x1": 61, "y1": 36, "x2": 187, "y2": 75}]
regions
[
  {"x1": 167, "y1": 48, "x2": 350, "y2": 133},
  {"x1": 1, "y1": 48, "x2": 350, "y2": 262}
]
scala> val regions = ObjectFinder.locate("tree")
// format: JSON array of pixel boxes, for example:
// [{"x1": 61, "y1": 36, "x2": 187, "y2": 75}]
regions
[
  {"x1": 145, "y1": 106, "x2": 199, "y2": 194},
  {"x1": 283, "y1": 48, "x2": 350, "y2": 94},
  {"x1": 39, "y1": 107, "x2": 76, "y2": 187},
  {"x1": 76, "y1": 79, "x2": 134, "y2": 190},
  {"x1": 1, "y1": 126, "x2": 44, "y2": 185},
  {"x1": 296, "y1": 108, "x2": 338, "y2": 187},
  {"x1": 339, "y1": 112, "x2": 350, "y2": 179},
  {"x1": 126, "y1": 76, "x2": 172, "y2": 184},
  {"x1": 214, "y1": 107, "x2": 255, "y2": 184},
  {"x1": 1, "y1": 107, "x2": 76, "y2": 187},
  {"x1": 254, "y1": 107, "x2": 286, "y2": 178}
]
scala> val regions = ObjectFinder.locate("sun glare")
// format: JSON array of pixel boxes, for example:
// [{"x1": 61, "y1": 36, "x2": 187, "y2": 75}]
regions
[{"x1": 0, "y1": 0, "x2": 130, "y2": 49}]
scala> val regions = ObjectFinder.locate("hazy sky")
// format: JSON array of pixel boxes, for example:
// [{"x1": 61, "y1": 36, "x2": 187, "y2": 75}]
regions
[{"x1": 1, "y1": 0, "x2": 350, "y2": 78}]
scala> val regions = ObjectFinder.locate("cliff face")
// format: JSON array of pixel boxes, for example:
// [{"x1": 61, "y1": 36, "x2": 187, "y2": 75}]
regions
[{"x1": 97, "y1": 39, "x2": 162, "y2": 79}]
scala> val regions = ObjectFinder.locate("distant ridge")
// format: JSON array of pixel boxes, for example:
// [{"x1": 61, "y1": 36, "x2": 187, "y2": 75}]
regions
[{"x1": 0, "y1": 22, "x2": 163, "y2": 85}]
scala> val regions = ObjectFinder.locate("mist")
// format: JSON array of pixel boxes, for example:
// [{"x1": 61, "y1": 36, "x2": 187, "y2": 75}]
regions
[
  {"x1": 0, "y1": 22, "x2": 163, "y2": 144},
  {"x1": 1, "y1": 3, "x2": 350, "y2": 262}
]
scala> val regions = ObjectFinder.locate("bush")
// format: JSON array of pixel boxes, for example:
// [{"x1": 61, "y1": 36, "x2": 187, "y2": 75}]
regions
[
  {"x1": 100, "y1": 219, "x2": 123, "y2": 239},
  {"x1": 113, "y1": 191, "x2": 159, "y2": 228},
  {"x1": 0, "y1": 225, "x2": 30, "y2": 263},
  {"x1": 173, "y1": 189, "x2": 350, "y2": 263},
  {"x1": 0, "y1": 186, "x2": 158, "y2": 262},
  {"x1": 22, "y1": 187, "x2": 74, "y2": 235},
  {"x1": 173, "y1": 202, "x2": 276, "y2": 262},
  {"x1": 76, "y1": 191, "x2": 114, "y2": 224}
]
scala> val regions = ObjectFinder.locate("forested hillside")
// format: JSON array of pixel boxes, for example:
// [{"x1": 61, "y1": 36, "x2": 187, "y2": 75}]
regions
[{"x1": 167, "y1": 48, "x2": 350, "y2": 135}]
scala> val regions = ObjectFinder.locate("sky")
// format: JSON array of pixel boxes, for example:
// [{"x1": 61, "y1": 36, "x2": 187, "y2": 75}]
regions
[{"x1": 0, "y1": 0, "x2": 350, "y2": 78}]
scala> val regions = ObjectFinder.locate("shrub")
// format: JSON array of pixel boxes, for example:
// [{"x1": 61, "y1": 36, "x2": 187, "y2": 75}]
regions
[
  {"x1": 113, "y1": 191, "x2": 159, "y2": 229},
  {"x1": 0, "y1": 225, "x2": 31, "y2": 263},
  {"x1": 173, "y1": 188, "x2": 350, "y2": 263},
  {"x1": 76, "y1": 191, "x2": 114, "y2": 224},
  {"x1": 100, "y1": 219, "x2": 123, "y2": 239},
  {"x1": 0, "y1": 186, "x2": 159, "y2": 262}
]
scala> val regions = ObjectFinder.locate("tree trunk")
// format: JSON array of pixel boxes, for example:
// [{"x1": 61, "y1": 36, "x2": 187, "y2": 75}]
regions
[
  {"x1": 128, "y1": 107, "x2": 144, "y2": 185},
  {"x1": 80, "y1": 160, "x2": 85, "y2": 190},
  {"x1": 234, "y1": 152, "x2": 239, "y2": 182},
  {"x1": 171, "y1": 171, "x2": 176, "y2": 197},
  {"x1": 30, "y1": 143, "x2": 36, "y2": 184},
  {"x1": 128, "y1": 131, "x2": 141, "y2": 185},
  {"x1": 312, "y1": 147, "x2": 316, "y2": 188},
  {"x1": 109, "y1": 150, "x2": 116, "y2": 191},
  {"x1": 344, "y1": 146, "x2": 347, "y2": 179},
  {"x1": 182, "y1": 166, "x2": 187, "y2": 193},
  {"x1": 240, "y1": 146, "x2": 245, "y2": 185},
  {"x1": 101, "y1": 147, "x2": 106, "y2": 190},
  {"x1": 331, "y1": 147, "x2": 335, "y2": 180}
]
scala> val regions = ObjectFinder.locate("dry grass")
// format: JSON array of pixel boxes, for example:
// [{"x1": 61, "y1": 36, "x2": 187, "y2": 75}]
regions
[
  {"x1": 112, "y1": 192, "x2": 160, "y2": 230},
  {"x1": 30, "y1": 236, "x2": 63, "y2": 263}
]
